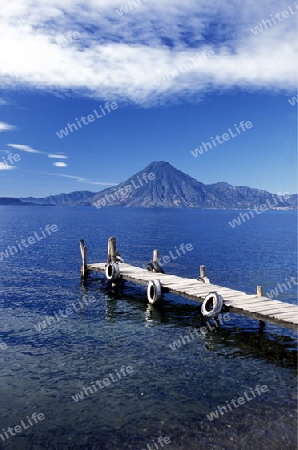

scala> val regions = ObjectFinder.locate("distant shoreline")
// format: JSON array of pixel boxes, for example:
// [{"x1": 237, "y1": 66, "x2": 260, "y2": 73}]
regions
[{"x1": 0, "y1": 201, "x2": 296, "y2": 210}]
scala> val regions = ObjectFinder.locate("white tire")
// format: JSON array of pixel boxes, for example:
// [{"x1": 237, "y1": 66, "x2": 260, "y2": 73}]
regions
[
  {"x1": 201, "y1": 292, "x2": 224, "y2": 318},
  {"x1": 147, "y1": 279, "x2": 162, "y2": 304},
  {"x1": 105, "y1": 262, "x2": 120, "y2": 281}
]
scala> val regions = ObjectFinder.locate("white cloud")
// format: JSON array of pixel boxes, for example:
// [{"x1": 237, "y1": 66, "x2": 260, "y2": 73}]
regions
[
  {"x1": 6, "y1": 145, "x2": 70, "y2": 172},
  {"x1": 0, "y1": 162, "x2": 16, "y2": 170},
  {"x1": 41, "y1": 172, "x2": 117, "y2": 185},
  {"x1": 7, "y1": 143, "x2": 42, "y2": 153},
  {"x1": 0, "y1": 122, "x2": 16, "y2": 132},
  {"x1": 53, "y1": 161, "x2": 68, "y2": 167},
  {"x1": 48, "y1": 153, "x2": 68, "y2": 159},
  {"x1": 86, "y1": 180, "x2": 118, "y2": 186},
  {"x1": 7, "y1": 145, "x2": 69, "y2": 160},
  {"x1": 0, "y1": 0, "x2": 296, "y2": 104}
]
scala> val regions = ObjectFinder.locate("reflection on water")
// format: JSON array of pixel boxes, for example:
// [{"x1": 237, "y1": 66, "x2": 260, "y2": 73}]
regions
[{"x1": 99, "y1": 278, "x2": 297, "y2": 368}]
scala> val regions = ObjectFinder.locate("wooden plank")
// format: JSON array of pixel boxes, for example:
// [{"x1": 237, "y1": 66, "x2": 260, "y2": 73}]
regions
[
  {"x1": 239, "y1": 305, "x2": 296, "y2": 314},
  {"x1": 179, "y1": 283, "x2": 215, "y2": 290},
  {"x1": 159, "y1": 278, "x2": 194, "y2": 284},
  {"x1": 220, "y1": 293, "x2": 258, "y2": 300},
  {"x1": 176, "y1": 284, "x2": 208, "y2": 290},
  {"x1": 163, "y1": 285, "x2": 211, "y2": 293},
  {"x1": 245, "y1": 309, "x2": 294, "y2": 317},
  {"x1": 225, "y1": 297, "x2": 282, "y2": 305},
  {"x1": 245, "y1": 303, "x2": 297, "y2": 312},
  {"x1": 181, "y1": 288, "x2": 220, "y2": 296},
  {"x1": 245, "y1": 309, "x2": 296, "y2": 317},
  {"x1": 253, "y1": 309, "x2": 297, "y2": 317},
  {"x1": 227, "y1": 300, "x2": 284, "y2": 308},
  {"x1": 267, "y1": 311, "x2": 298, "y2": 318},
  {"x1": 174, "y1": 289, "x2": 212, "y2": 297},
  {"x1": 224, "y1": 302, "x2": 275, "y2": 311},
  {"x1": 126, "y1": 273, "x2": 157, "y2": 279},
  {"x1": 212, "y1": 286, "x2": 247, "y2": 293}
]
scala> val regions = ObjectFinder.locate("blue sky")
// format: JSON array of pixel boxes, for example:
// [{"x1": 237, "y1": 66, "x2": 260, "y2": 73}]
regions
[{"x1": 0, "y1": 0, "x2": 297, "y2": 197}]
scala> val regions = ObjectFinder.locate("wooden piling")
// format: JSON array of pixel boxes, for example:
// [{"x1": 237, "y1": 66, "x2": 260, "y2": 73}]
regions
[
  {"x1": 153, "y1": 249, "x2": 159, "y2": 263},
  {"x1": 257, "y1": 286, "x2": 263, "y2": 298},
  {"x1": 80, "y1": 239, "x2": 87, "y2": 279},
  {"x1": 200, "y1": 265, "x2": 206, "y2": 278},
  {"x1": 107, "y1": 237, "x2": 117, "y2": 264}
]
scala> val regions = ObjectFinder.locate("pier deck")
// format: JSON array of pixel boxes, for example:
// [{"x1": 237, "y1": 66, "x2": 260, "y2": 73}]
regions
[{"x1": 86, "y1": 261, "x2": 298, "y2": 329}]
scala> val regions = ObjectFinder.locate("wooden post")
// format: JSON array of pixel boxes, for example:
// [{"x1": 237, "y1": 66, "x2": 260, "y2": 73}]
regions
[
  {"x1": 107, "y1": 237, "x2": 118, "y2": 286},
  {"x1": 200, "y1": 265, "x2": 206, "y2": 278},
  {"x1": 257, "y1": 286, "x2": 263, "y2": 298},
  {"x1": 153, "y1": 249, "x2": 159, "y2": 263},
  {"x1": 80, "y1": 239, "x2": 87, "y2": 279},
  {"x1": 259, "y1": 320, "x2": 265, "y2": 330},
  {"x1": 107, "y1": 237, "x2": 117, "y2": 264}
]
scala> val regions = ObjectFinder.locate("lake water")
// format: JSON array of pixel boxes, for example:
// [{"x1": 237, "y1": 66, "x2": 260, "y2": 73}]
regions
[{"x1": 0, "y1": 207, "x2": 297, "y2": 450}]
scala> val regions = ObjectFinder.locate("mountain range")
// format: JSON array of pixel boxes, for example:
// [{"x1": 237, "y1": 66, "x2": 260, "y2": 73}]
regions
[{"x1": 1, "y1": 161, "x2": 296, "y2": 209}]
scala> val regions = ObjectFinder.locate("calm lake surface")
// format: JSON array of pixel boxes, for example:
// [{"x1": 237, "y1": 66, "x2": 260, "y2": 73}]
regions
[{"x1": 0, "y1": 207, "x2": 297, "y2": 450}]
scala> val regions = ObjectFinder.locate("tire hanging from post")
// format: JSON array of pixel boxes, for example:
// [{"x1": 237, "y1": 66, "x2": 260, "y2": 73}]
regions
[
  {"x1": 201, "y1": 292, "x2": 224, "y2": 318},
  {"x1": 147, "y1": 279, "x2": 162, "y2": 304},
  {"x1": 105, "y1": 262, "x2": 120, "y2": 281}
]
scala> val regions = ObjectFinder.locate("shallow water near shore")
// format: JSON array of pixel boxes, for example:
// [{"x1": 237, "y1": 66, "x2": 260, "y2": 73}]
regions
[{"x1": 0, "y1": 207, "x2": 297, "y2": 450}]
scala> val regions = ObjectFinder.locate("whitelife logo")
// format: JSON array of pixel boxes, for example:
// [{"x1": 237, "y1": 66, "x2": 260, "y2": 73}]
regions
[
  {"x1": 228, "y1": 192, "x2": 291, "y2": 228},
  {"x1": 250, "y1": 2, "x2": 298, "y2": 35},
  {"x1": 71, "y1": 365, "x2": 134, "y2": 402},
  {"x1": 154, "y1": 49, "x2": 215, "y2": 87},
  {"x1": 56, "y1": 101, "x2": 118, "y2": 139},
  {"x1": 288, "y1": 93, "x2": 298, "y2": 106},
  {"x1": 116, "y1": 0, "x2": 149, "y2": 16},
  {"x1": 141, "y1": 243, "x2": 194, "y2": 270},
  {"x1": 0, "y1": 413, "x2": 45, "y2": 443},
  {"x1": 0, "y1": 341, "x2": 7, "y2": 351},
  {"x1": 92, "y1": 172, "x2": 155, "y2": 208},
  {"x1": 1, "y1": 152, "x2": 21, "y2": 170},
  {"x1": 0, "y1": 224, "x2": 58, "y2": 261},
  {"x1": 34, "y1": 294, "x2": 97, "y2": 332},
  {"x1": 191, "y1": 121, "x2": 253, "y2": 157},
  {"x1": 141, "y1": 436, "x2": 171, "y2": 450},
  {"x1": 169, "y1": 313, "x2": 231, "y2": 351},
  {"x1": 265, "y1": 276, "x2": 298, "y2": 299},
  {"x1": 206, "y1": 385, "x2": 269, "y2": 421}
]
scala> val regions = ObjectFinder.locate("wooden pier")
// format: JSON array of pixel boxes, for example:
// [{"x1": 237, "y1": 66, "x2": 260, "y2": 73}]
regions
[{"x1": 80, "y1": 238, "x2": 298, "y2": 329}]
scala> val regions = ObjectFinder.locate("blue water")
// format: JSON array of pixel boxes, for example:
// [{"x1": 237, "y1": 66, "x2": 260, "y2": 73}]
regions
[{"x1": 0, "y1": 207, "x2": 297, "y2": 450}]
